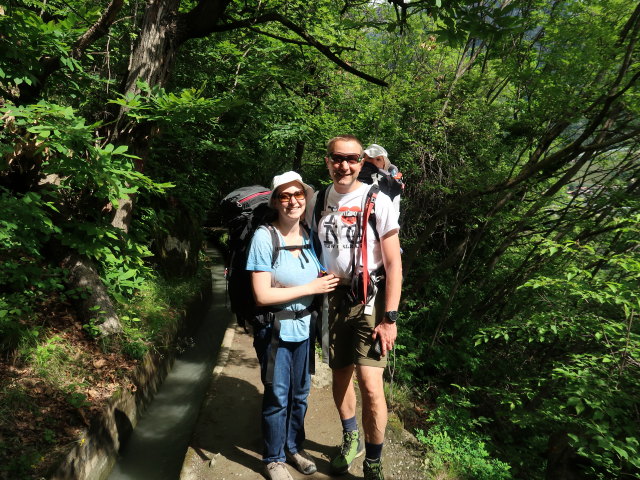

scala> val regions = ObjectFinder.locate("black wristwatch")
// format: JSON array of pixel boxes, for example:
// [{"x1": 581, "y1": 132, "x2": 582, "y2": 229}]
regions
[{"x1": 384, "y1": 311, "x2": 398, "y2": 323}]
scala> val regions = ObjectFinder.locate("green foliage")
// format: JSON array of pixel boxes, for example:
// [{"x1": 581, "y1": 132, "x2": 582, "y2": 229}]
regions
[
  {"x1": 0, "y1": 98, "x2": 172, "y2": 353},
  {"x1": 417, "y1": 405, "x2": 511, "y2": 480},
  {"x1": 0, "y1": 3, "x2": 79, "y2": 89},
  {"x1": 29, "y1": 334, "x2": 68, "y2": 379},
  {"x1": 114, "y1": 264, "x2": 209, "y2": 358},
  {"x1": 3, "y1": 101, "x2": 170, "y2": 205},
  {"x1": 366, "y1": 2, "x2": 640, "y2": 478},
  {"x1": 0, "y1": 187, "x2": 63, "y2": 351},
  {"x1": 2, "y1": 1, "x2": 639, "y2": 478},
  {"x1": 119, "y1": 314, "x2": 149, "y2": 359},
  {"x1": 64, "y1": 389, "x2": 89, "y2": 409},
  {"x1": 0, "y1": 295, "x2": 39, "y2": 352},
  {"x1": 82, "y1": 317, "x2": 101, "y2": 339},
  {"x1": 392, "y1": 312, "x2": 426, "y2": 385},
  {"x1": 434, "y1": 214, "x2": 640, "y2": 477}
]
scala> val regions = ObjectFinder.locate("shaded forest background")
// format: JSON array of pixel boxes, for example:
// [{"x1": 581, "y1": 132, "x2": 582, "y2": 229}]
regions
[{"x1": 1, "y1": 0, "x2": 639, "y2": 478}]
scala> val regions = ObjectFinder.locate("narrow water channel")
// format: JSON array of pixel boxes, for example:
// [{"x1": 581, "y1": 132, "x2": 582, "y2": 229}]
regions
[{"x1": 107, "y1": 249, "x2": 230, "y2": 480}]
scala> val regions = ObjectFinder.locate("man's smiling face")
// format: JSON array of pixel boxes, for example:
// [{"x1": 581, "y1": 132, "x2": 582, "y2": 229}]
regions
[{"x1": 325, "y1": 139, "x2": 363, "y2": 193}]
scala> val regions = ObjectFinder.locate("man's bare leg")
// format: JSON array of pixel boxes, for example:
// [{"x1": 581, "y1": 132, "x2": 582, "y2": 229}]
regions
[
  {"x1": 332, "y1": 364, "x2": 356, "y2": 419},
  {"x1": 356, "y1": 365, "x2": 387, "y2": 444}
]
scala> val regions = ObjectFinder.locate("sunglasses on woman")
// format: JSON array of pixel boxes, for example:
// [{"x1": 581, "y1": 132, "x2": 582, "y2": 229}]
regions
[{"x1": 277, "y1": 190, "x2": 306, "y2": 203}]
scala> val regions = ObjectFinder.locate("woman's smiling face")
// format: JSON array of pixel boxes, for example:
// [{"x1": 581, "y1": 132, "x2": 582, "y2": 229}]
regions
[{"x1": 273, "y1": 181, "x2": 306, "y2": 221}]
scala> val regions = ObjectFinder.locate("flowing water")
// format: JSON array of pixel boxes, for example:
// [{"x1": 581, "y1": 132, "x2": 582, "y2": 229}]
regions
[{"x1": 107, "y1": 249, "x2": 230, "y2": 480}]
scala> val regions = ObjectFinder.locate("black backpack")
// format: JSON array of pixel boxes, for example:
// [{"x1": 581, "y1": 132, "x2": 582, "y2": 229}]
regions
[
  {"x1": 220, "y1": 185, "x2": 313, "y2": 330},
  {"x1": 357, "y1": 160, "x2": 404, "y2": 203},
  {"x1": 220, "y1": 185, "x2": 276, "y2": 330}
]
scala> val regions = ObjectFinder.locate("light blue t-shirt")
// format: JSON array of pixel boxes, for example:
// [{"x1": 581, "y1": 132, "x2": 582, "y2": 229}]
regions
[{"x1": 246, "y1": 226, "x2": 320, "y2": 342}]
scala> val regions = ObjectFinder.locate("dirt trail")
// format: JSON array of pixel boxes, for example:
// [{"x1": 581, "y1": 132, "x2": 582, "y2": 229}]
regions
[{"x1": 179, "y1": 320, "x2": 425, "y2": 480}]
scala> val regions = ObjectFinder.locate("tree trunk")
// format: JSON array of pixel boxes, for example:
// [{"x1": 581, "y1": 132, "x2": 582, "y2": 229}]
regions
[
  {"x1": 293, "y1": 140, "x2": 305, "y2": 172},
  {"x1": 61, "y1": 253, "x2": 122, "y2": 336},
  {"x1": 110, "y1": 0, "x2": 229, "y2": 272},
  {"x1": 110, "y1": 0, "x2": 181, "y2": 233},
  {"x1": 546, "y1": 432, "x2": 581, "y2": 480},
  {"x1": 122, "y1": 0, "x2": 181, "y2": 98}
]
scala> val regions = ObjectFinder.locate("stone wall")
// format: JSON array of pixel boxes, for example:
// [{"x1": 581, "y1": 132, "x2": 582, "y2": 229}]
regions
[{"x1": 51, "y1": 277, "x2": 212, "y2": 480}]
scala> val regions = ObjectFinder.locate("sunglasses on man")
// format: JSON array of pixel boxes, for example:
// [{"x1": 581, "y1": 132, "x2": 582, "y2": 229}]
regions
[
  {"x1": 277, "y1": 190, "x2": 306, "y2": 203},
  {"x1": 329, "y1": 153, "x2": 363, "y2": 165}
]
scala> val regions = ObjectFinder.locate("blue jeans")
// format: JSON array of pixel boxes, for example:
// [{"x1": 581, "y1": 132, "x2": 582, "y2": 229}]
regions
[{"x1": 254, "y1": 327, "x2": 310, "y2": 463}]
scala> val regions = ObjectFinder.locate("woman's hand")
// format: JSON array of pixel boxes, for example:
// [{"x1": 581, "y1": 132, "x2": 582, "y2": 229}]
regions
[{"x1": 308, "y1": 273, "x2": 339, "y2": 295}]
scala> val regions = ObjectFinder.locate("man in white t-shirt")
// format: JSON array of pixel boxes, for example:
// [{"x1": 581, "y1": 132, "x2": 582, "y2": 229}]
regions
[{"x1": 307, "y1": 135, "x2": 402, "y2": 480}]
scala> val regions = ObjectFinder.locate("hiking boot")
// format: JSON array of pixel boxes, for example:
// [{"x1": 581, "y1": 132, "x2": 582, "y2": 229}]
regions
[
  {"x1": 286, "y1": 449, "x2": 317, "y2": 474},
  {"x1": 330, "y1": 430, "x2": 364, "y2": 474},
  {"x1": 363, "y1": 458, "x2": 384, "y2": 480},
  {"x1": 264, "y1": 461, "x2": 293, "y2": 480}
]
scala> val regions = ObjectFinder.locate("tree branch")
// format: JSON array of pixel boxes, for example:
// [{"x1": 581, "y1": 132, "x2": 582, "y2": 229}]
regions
[
  {"x1": 18, "y1": 0, "x2": 125, "y2": 104},
  {"x1": 178, "y1": 0, "x2": 234, "y2": 40},
  {"x1": 72, "y1": 0, "x2": 124, "y2": 58},
  {"x1": 270, "y1": 13, "x2": 388, "y2": 87},
  {"x1": 248, "y1": 26, "x2": 357, "y2": 53},
  {"x1": 180, "y1": 9, "x2": 389, "y2": 86},
  {"x1": 248, "y1": 26, "x2": 310, "y2": 46}
]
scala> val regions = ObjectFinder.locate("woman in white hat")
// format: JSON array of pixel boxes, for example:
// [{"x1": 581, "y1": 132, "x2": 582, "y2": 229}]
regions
[{"x1": 246, "y1": 171, "x2": 339, "y2": 480}]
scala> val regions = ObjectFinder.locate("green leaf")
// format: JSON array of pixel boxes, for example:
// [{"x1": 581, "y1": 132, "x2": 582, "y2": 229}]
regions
[
  {"x1": 613, "y1": 446, "x2": 629, "y2": 459},
  {"x1": 118, "y1": 269, "x2": 137, "y2": 281},
  {"x1": 567, "y1": 397, "x2": 580, "y2": 406},
  {"x1": 113, "y1": 144, "x2": 129, "y2": 155}
]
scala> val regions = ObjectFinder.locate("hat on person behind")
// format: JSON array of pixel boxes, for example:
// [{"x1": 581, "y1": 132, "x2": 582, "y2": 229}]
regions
[
  {"x1": 364, "y1": 144, "x2": 391, "y2": 171},
  {"x1": 268, "y1": 171, "x2": 314, "y2": 206}
]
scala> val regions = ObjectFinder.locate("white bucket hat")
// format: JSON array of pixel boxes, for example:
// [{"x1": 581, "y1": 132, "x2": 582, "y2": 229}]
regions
[
  {"x1": 269, "y1": 171, "x2": 314, "y2": 205},
  {"x1": 363, "y1": 144, "x2": 391, "y2": 171}
]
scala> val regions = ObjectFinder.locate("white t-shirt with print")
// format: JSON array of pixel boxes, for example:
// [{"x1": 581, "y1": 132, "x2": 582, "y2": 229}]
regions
[{"x1": 307, "y1": 183, "x2": 400, "y2": 280}]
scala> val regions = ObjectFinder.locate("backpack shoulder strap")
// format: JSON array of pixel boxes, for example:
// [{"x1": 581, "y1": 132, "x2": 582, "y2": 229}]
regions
[
  {"x1": 360, "y1": 184, "x2": 380, "y2": 303},
  {"x1": 365, "y1": 184, "x2": 380, "y2": 241},
  {"x1": 259, "y1": 224, "x2": 280, "y2": 269},
  {"x1": 312, "y1": 185, "x2": 331, "y2": 230},
  {"x1": 311, "y1": 185, "x2": 330, "y2": 256},
  {"x1": 264, "y1": 224, "x2": 312, "y2": 268}
]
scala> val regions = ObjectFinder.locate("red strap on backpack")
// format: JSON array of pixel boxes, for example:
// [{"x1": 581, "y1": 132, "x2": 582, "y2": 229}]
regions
[{"x1": 361, "y1": 190, "x2": 378, "y2": 304}]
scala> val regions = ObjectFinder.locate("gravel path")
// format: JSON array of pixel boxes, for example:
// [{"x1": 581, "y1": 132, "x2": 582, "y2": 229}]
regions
[{"x1": 180, "y1": 323, "x2": 425, "y2": 480}]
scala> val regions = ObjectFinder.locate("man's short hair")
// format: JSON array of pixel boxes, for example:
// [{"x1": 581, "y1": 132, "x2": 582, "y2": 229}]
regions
[{"x1": 326, "y1": 135, "x2": 363, "y2": 156}]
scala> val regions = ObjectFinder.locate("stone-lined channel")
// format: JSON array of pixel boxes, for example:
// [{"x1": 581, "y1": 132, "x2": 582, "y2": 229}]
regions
[{"x1": 107, "y1": 249, "x2": 230, "y2": 480}]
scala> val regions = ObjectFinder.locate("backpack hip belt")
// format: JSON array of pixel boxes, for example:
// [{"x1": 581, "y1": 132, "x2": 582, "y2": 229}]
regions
[{"x1": 265, "y1": 306, "x2": 317, "y2": 384}]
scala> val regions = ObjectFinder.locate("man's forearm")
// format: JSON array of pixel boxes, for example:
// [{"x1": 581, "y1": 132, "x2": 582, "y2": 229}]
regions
[
  {"x1": 380, "y1": 231, "x2": 403, "y2": 312},
  {"x1": 384, "y1": 259, "x2": 402, "y2": 312}
]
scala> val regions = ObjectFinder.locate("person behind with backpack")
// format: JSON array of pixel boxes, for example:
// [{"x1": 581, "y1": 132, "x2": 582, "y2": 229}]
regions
[
  {"x1": 307, "y1": 136, "x2": 402, "y2": 480},
  {"x1": 361, "y1": 143, "x2": 403, "y2": 217},
  {"x1": 246, "y1": 171, "x2": 340, "y2": 480}
]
